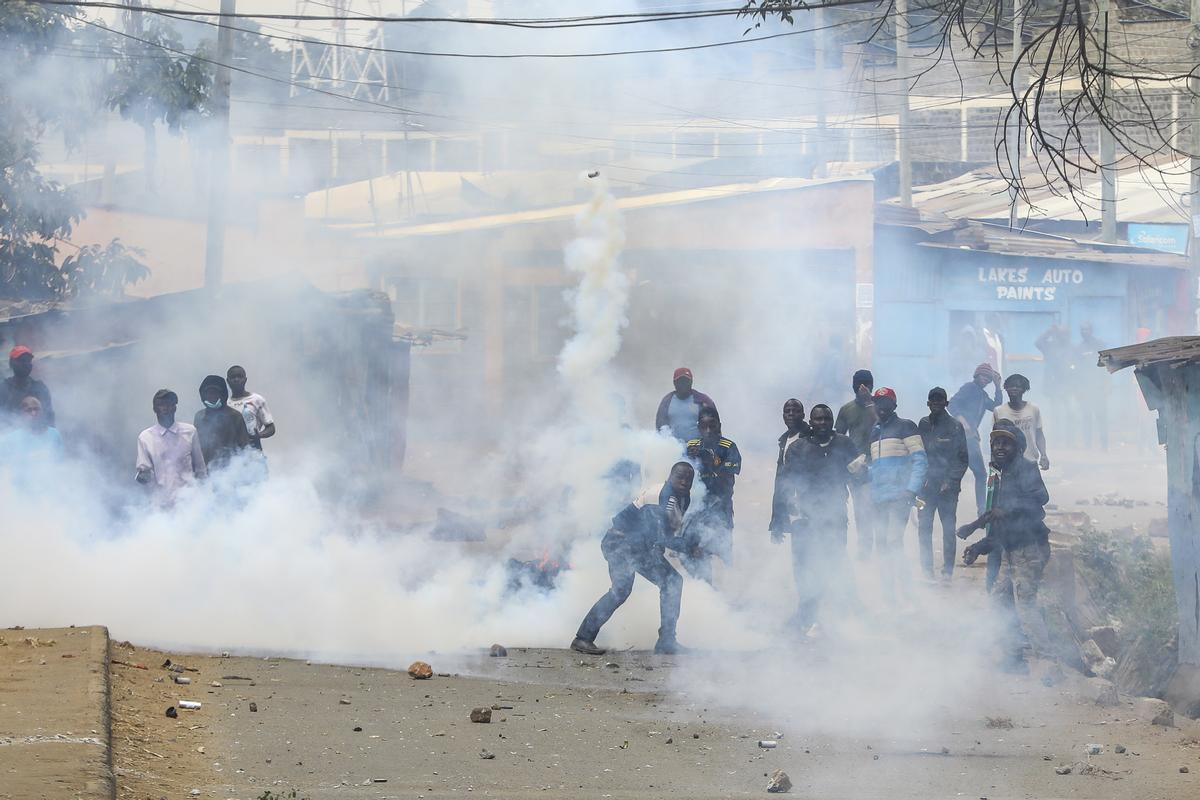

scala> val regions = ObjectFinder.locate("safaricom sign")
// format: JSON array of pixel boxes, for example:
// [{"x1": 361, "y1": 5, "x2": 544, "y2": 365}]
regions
[{"x1": 977, "y1": 266, "x2": 1084, "y2": 301}]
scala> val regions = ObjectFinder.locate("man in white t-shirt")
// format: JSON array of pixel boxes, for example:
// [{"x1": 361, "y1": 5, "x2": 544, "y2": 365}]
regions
[
  {"x1": 226, "y1": 365, "x2": 276, "y2": 452},
  {"x1": 993, "y1": 373, "x2": 1049, "y2": 470}
]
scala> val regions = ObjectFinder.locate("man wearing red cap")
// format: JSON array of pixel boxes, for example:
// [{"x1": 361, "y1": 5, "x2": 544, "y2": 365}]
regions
[
  {"x1": 867, "y1": 387, "x2": 927, "y2": 601},
  {"x1": 654, "y1": 367, "x2": 717, "y2": 444},
  {"x1": 1, "y1": 346, "x2": 55, "y2": 426}
]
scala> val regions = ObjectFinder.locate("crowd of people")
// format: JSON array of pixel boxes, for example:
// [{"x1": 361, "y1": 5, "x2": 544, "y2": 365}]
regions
[
  {"x1": 0, "y1": 347, "x2": 276, "y2": 505},
  {"x1": 573, "y1": 363, "x2": 1059, "y2": 674}
]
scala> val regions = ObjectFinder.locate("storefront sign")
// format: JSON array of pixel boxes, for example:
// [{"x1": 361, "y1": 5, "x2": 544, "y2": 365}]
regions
[
  {"x1": 1128, "y1": 223, "x2": 1188, "y2": 255},
  {"x1": 975, "y1": 266, "x2": 1085, "y2": 302}
]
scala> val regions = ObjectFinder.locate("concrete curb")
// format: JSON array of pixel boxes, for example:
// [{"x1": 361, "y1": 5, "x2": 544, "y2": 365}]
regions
[{"x1": 84, "y1": 626, "x2": 116, "y2": 800}]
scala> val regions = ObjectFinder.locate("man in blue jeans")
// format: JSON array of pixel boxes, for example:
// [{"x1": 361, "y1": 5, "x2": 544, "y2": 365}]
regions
[
  {"x1": 867, "y1": 388, "x2": 928, "y2": 602},
  {"x1": 949, "y1": 363, "x2": 1004, "y2": 588},
  {"x1": 917, "y1": 387, "x2": 969, "y2": 580}
]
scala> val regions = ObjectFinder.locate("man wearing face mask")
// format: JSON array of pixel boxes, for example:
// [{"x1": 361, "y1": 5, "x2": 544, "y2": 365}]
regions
[
  {"x1": 193, "y1": 375, "x2": 250, "y2": 470},
  {"x1": 136, "y1": 389, "x2": 207, "y2": 504},
  {"x1": 835, "y1": 369, "x2": 877, "y2": 559},
  {"x1": 867, "y1": 387, "x2": 928, "y2": 601},
  {"x1": 1, "y1": 346, "x2": 54, "y2": 426}
]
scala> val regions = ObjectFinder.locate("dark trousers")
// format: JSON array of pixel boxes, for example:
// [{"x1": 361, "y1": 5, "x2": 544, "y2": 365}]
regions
[
  {"x1": 576, "y1": 530, "x2": 682, "y2": 644},
  {"x1": 917, "y1": 488, "x2": 958, "y2": 576},
  {"x1": 966, "y1": 438, "x2": 987, "y2": 515},
  {"x1": 874, "y1": 499, "x2": 913, "y2": 601},
  {"x1": 849, "y1": 481, "x2": 875, "y2": 557},
  {"x1": 789, "y1": 516, "x2": 854, "y2": 630}
]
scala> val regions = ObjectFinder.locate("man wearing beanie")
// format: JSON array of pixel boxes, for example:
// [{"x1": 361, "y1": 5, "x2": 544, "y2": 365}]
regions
[
  {"x1": 917, "y1": 387, "x2": 969, "y2": 580},
  {"x1": 835, "y1": 369, "x2": 878, "y2": 558}
]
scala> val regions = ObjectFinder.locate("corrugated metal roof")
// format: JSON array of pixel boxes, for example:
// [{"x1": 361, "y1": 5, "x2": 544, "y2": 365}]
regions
[
  {"x1": 1100, "y1": 336, "x2": 1200, "y2": 372},
  {"x1": 907, "y1": 161, "x2": 1192, "y2": 224}
]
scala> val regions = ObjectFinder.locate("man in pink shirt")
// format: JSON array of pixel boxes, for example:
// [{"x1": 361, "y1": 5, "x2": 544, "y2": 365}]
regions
[{"x1": 135, "y1": 389, "x2": 207, "y2": 505}]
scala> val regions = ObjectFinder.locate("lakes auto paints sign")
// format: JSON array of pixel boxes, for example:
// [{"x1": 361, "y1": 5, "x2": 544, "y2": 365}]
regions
[{"x1": 976, "y1": 266, "x2": 1084, "y2": 301}]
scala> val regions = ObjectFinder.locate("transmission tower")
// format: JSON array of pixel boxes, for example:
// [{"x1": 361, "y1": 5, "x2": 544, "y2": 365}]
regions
[{"x1": 290, "y1": 0, "x2": 389, "y2": 101}]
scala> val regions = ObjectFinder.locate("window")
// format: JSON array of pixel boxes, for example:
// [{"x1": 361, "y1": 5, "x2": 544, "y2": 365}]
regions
[{"x1": 389, "y1": 277, "x2": 459, "y2": 330}]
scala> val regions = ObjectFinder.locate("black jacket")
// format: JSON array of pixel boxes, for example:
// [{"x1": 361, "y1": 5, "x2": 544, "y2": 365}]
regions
[
  {"x1": 0, "y1": 377, "x2": 54, "y2": 426},
  {"x1": 194, "y1": 375, "x2": 250, "y2": 469},
  {"x1": 918, "y1": 412, "x2": 969, "y2": 495},
  {"x1": 780, "y1": 433, "x2": 858, "y2": 533}
]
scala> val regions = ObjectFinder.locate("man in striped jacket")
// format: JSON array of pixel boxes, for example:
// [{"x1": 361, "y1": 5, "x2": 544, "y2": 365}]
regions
[{"x1": 868, "y1": 387, "x2": 928, "y2": 601}]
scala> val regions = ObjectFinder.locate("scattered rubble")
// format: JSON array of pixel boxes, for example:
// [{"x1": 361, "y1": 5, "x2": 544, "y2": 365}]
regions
[
  {"x1": 758, "y1": 740, "x2": 777, "y2": 749},
  {"x1": 1087, "y1": 625, "x2": 1121, "y2": 657},
  {"x1": 249, "y1": 702, "x2": 257, "y2": 713},
  {"x1": 470, "y1": 707, "x2": 492, "y2": 723},
  {"x1": 1055, "y1": 765, "x2": 1072, "y2": 775},
  {"x1": 338, "y1": 698, "x2": 351, "y2": 705},
  {"x1": 165, "y1": 707, "x2": 177, "y2": 719},
  {"x1": 985, "y1": 717, "x2": 1014, "y2": 729},
  {"x1": 766, "y1": 769, "x2": 792, "y2": 793},
  {"x1": 1086, "y1": 744, "x2": 1102, "y2": 755},
  {"x1": 480, "y1": 749, "x2": 495, "y2": 760},
  {"x1": 1085, "y1": 677, "x2": 1120, "y2": 707},
  {"x1": 1152, "y1": 709, "x2": 1176, "y2": 728},
  {"x1": 408, "y1": 661, "x2": 433, "y2": 680},
  {"x1": 1115, "y1": 745, "x2": 1126, "y2": 754},
  {"x1": 1181, "y1": 766, "x2": 1190, "y2": 774},
  {"x1": 489, "y1": 644, "x2": 508, "y2": 657}
]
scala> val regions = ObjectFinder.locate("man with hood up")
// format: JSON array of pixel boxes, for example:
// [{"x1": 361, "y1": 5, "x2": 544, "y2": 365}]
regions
[
  {"x1": 957, "y1": 420, "x2": 1064, "y2": 673},
  {"x1": 194, "y1": 375, "x2": 250, "y2": 470}
]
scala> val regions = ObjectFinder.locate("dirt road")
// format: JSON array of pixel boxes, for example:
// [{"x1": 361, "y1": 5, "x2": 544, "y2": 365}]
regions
[{"x1": 107, "y1": 636, "x2": 1200, "y2": 800}]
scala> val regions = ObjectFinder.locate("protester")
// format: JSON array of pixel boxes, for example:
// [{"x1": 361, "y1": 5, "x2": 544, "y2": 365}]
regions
[
  {"x1": 654, "y1": 367, "x2": 716, "y2": 444},
  {"x1": 949, "y1": 363, "x2": 1003, "y2": 515},
  {"x1": 867, "y1": 387, "x2": 928, "y2": 601},
  {"x1": 136, "y1": 389, "x2": 206, "y2": 503},
  {"x1": 993, "y1": 374, "x2": 1049, "y2": 470},
  {"x1": 193, "y1": 375, "x2": 250, "y2": 471},
  {"x1": 226, "y1": 365, "x2": 276, "y2": 452},
  {"x1": 917, "y1": 387, "x2": 969, "y2": 580},
  {"x1": 681, "y1": 407, "x2": 741, "y2": 581},
  {"x1": 1076, "y1": 323, "x2": 1108, "y2": 451},
  {"x1": 0, "y1": 346, "x2": 54, "y2": 426},
  {"x1": 957, "y1": 420, "x2": 1061, "y2": 674},
  {"x1": 571, "y1": 462, "x2": 695, "y2": 656},
  {"x1": 777, "y1": 404, "x2": 861, "y2": 632},
  {"x1": 769, "y1": 399, "x2": 809, "y2": 540},
  {"x1": 835, "y1": 369, "x2": 877, "y2": 559},
  {"x1": 0, "y1": 397, "x2": 63, "y2": 481}
]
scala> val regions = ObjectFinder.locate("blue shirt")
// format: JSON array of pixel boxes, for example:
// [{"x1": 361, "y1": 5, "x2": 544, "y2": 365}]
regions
[{"x1": 948, "y1": 381, "x2": 1003, "y2": 437}]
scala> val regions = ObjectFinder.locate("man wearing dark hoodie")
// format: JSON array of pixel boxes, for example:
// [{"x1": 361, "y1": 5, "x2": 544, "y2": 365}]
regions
[
  {"x1": 835, "y1": 369, "x2": 878, "y2": 558},
  {"x1": 194, "y1": 375, "x2": 250, "y2": 471},
  {"x1": 572, "y1": 462, "x2": 695, "y2": 656},
  {"x1": 957, "y1": 420, "x2": 1062, "y2": 673}
]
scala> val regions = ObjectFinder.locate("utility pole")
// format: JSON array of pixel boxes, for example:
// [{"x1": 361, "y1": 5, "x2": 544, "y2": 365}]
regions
[
  {"x1": 204, "y1": 0, "x2": 236, "y2": 292},
  {"x1": 1100, "y1": 0, "x2": 1117, "y2": 242},
  {"x1": 1009, "y1": 0, "x2": 1024, "y2": 228},
  {"x1": 813, "y1": 7, "x2": 828, "y2": 179},
  {"x1": 895, "y1": 0, "x2": 912, "y2": 207},
  {"x1": 1191, "y1": 0, "x2": 1200, "y2": 326}
]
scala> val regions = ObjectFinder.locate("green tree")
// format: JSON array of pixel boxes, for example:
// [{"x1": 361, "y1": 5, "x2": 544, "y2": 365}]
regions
[
  {"x1": 0, "y1": 2, "x2": 151, "y2": 301},
  {"x1": 103, "y1": 16, "x2": 213, "y2": 192}
]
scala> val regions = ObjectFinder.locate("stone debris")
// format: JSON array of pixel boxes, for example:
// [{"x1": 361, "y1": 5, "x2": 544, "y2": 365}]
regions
[
  {"x1": 249, "y1": 702, "x2": 258, "y2": 713},
  {"x1": 1055, "y1": 765, "x2": 1072, "y2": 775},
  {"x1": 470, "y1": 707, "x2": 493, "y2": 723},
  {"x1": 985, "y1": 717, "x2": 1014, "y2": 729},
  {"x1": 1181, "y1": 766, "x2": 1190, "y2": 774},
  {"x1": 338, "y1": 698, "x2": 351, "y2": 705},
  {"x1": 1152, "y1": 709, "x2": 1176, "y2": 728},
  {"x1": 408, "y1": 661, "x2": 433, "y2": 680},
  {"x1": 480, "y1": 749, "x2": 495, "y2": 760},
  {"x1": 766, "y1": 769, "x2": 792, "y2": 793},
  {"x1": 1086, "y1": 744, "x2": 1102, "y2": 755},
  {"x1": 1086, "y1": 678, "x2": 1120, "y2": 707},
  {"x1": 1087, "y1": 625, "x2": 1121, "y2": 657},
  {"x1": 165, "y1": 707, "x2": 177, "y2": 718},
  {"x1": 1115, "y1": 745, "x2": 1126, "y2": 754},
  {"x1": 758, "y1": 740, "x2": 777, "y2": 749},
  {"x1": 489, "y1": 644, "x2": 508, "y2": 657}
]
